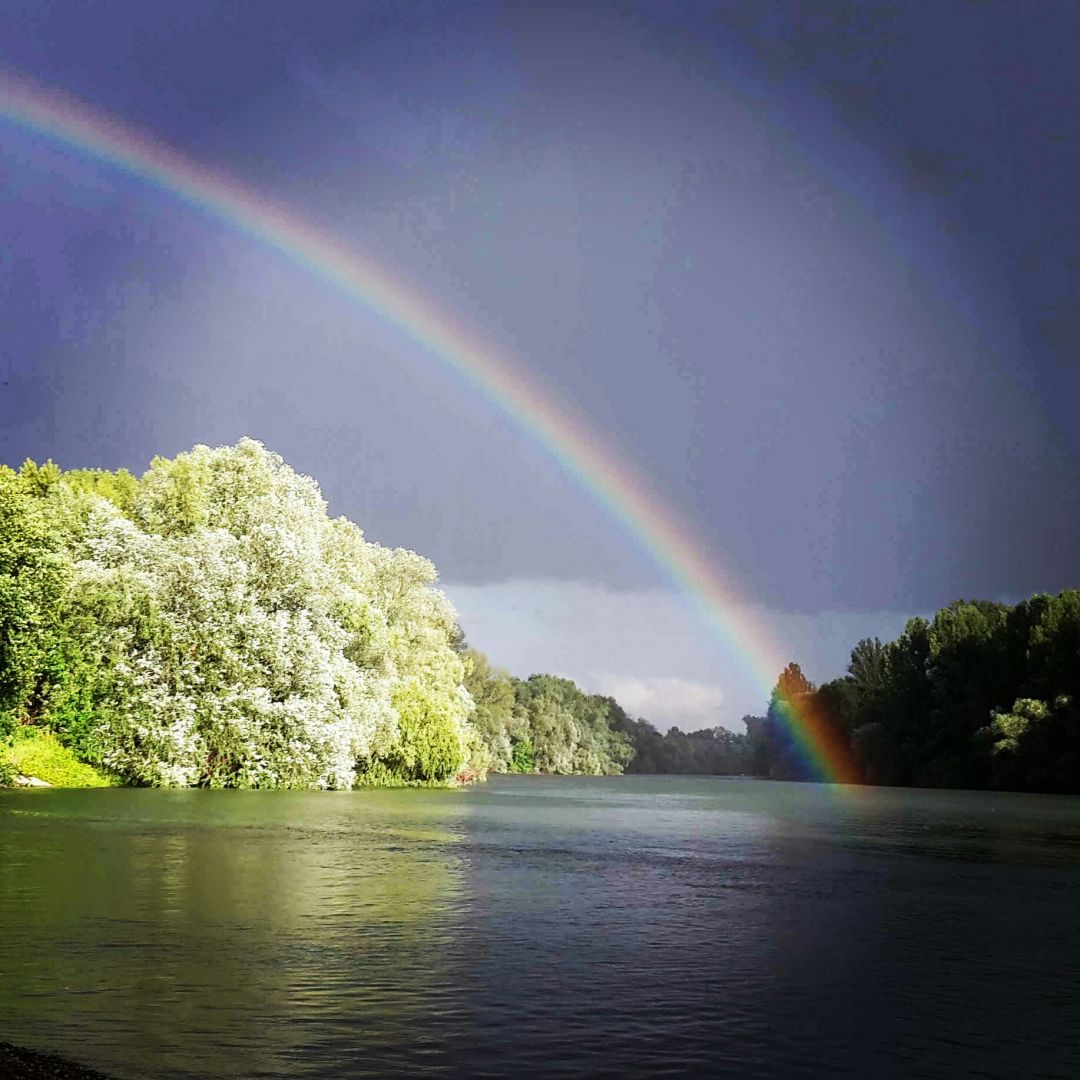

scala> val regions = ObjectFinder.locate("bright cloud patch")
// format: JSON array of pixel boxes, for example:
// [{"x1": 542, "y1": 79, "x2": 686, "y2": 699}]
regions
[{"x1": 587, "y1": 673, "x2": 727, "y2": 732}]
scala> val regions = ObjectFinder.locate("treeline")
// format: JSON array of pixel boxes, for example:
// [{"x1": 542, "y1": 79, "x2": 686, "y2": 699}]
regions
[
  {"x1": 750, "y1": 595, "x2": 1080, "y2": 794},
  {"x1": 8, "y1": 440, "x2": 1071, "y2": 793},
  {"x1": 461, "y1": 649, "x2": 751, "y2": 777},
  {"x1": 461, "y1": 655, "x2": 633, "y2": 775},
  {"x1": 0, "y1": 439, "x2": 720, "y2": 789},
  {"x1": 619, "y1": 719, "x2": 749, "y2": 775}
]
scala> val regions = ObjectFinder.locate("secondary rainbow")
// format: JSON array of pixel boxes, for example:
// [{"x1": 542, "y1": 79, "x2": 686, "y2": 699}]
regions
[{"x1": 0, "y1": 72, "x2": 859, "y2": 786}]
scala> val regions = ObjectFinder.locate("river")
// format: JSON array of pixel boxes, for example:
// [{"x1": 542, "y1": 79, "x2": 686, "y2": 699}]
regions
[{"x1": 1, "y1": 776, "x2": 1079, "y2": 1078}]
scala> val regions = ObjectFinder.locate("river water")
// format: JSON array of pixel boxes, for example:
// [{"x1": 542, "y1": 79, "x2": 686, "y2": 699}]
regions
[{"x1": 1, "y1": 776, "x2": 1079, "y2": 1078}]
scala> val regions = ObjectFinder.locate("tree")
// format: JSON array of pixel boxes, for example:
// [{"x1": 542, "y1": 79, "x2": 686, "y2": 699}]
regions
[
  {"x1": 0, "y1": 465, "x2": 76, "y2": 738},
  {"x1": 61, "y1": 468, "x2": 140, "y2": 515},
  {"x1": 20, "y1": 440, "x2": 475, "y2": 788},
  {"x1": 510, "y1": 737, "x2": 535, "y2": 773},
  {"x1": 773, "y1": 662, "x2": 813, "y2": 704},
  {"x1": 511, "y1": 674, "x2": 634, "y2": 775},
  {"x1": 462, "y1": 649, "x2": 524, "y2": 771},
  {"x1": 761, "y1": 663, "x2": 815, "y2": 780},
  {"x1": 847, "y1": 638, "x2": 888, "y2": 699}
]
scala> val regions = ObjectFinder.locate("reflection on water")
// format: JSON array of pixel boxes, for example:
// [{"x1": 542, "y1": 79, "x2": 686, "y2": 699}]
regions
[
  {"x1": 2, "y1": 778, "x2": 1080, "y2": 1078},
  {"x1": 0, "y1": 791, "x2": 466, "y2": 1078}
]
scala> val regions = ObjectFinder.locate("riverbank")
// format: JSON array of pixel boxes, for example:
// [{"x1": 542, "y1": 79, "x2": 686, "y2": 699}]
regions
[
  {"x1": 0, "y1": 1042, "x2": 113, "y2": 1079},
  {"x1": 0, "y1": 729, "x2": 117, "y2": 789}
]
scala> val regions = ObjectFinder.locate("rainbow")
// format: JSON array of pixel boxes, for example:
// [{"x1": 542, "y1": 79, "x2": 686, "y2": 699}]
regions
[{"x1": 0, "y1": 72, "x2": 859, "y2": 786}]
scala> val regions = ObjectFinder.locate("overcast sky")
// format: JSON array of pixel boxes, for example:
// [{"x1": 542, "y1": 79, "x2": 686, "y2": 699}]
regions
[{"x1": 2, "y1": 1, "x2": 1078, "y2": 729}]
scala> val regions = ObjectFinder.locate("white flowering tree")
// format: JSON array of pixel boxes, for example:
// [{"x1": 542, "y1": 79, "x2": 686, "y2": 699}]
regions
[{"x1": 55, "y1": 439, "x2": 475, "y2": 788}]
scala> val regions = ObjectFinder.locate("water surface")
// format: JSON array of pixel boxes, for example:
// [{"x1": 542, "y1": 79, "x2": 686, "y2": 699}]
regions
[{"x1": 1, "y1": 776, "x2": 1078, "y2": 1078}]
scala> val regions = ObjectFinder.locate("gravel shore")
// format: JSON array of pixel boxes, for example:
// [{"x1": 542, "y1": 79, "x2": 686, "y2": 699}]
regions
[{"x1": 0, "y1": 1042, "x2": 115, "y2": 1079}]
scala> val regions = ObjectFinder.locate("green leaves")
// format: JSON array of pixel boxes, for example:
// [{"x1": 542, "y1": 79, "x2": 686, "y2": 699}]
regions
[
  {"x1": 987, "y1": 698, "x2": 1049, "y2": 756},
  {"x1": 2, "y1": 728, "x2": 118, "y2": 788},
  {"x1": 756, "y1": 591, "x2": 1080, "y2": 793},
  {"x1": 510, "y1": 673, "x2": 634, "y2": 775},
  {"x1": 510, "y1": 737, "x2": 535, "y2": 773},
  {"x1": 0, "y1": 441, "x2": 477, "y2": 789},
  {"x1": 0, "y1": 465, "x2": 79, "y2": 738}
]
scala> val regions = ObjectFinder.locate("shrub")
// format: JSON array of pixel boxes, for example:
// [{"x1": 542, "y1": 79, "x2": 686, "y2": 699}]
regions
[
  {"x1": 510, "y1": 737, "x2": 535, "y2": 773},
  {"x1": 4, "y1": 728, "x2": 119, "y2": 787}
]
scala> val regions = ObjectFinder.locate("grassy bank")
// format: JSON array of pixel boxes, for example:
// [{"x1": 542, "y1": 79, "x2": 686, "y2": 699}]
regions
[{"x1": 0, "y1": 729, "x2": 119, "y2": 788}]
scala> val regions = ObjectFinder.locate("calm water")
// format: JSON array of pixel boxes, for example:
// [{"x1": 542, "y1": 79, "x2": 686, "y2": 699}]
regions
[{"x1": 2, "y1": 776, "x2": 1079, "y2": 1078}]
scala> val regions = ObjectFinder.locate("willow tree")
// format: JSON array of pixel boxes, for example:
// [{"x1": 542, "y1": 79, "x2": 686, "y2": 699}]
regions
[{"x1": 47, "y1": 439, "x2": 475, "y2": 788}]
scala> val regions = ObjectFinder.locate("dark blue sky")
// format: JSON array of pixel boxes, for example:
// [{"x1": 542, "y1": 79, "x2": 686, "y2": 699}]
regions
[{"x1": 2, "y1": 1, "x2": 1077, "y2": 725}]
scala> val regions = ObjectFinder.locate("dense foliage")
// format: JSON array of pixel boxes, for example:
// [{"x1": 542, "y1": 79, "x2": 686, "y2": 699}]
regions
[
  {"x1": 461, "y1": 652, "x2": 636, "y2": 775},
  {"x1": 615, "y1": 714, "x2": 750, "y2": 775},
  {"x1": 460, "y1": 648, "x2": 753, "y2": 777},
  {"x1": 6, "y1": 441, "x2": 1072, "y2": 794},
  {"x1": 4, "y1": 728, "x2": 117, "y2": 788},
  {"x1": 0, "y1": 440, "x2": 675, "y2": 789},
  {"x1": 0, "y1": 441, "x2": 475, "y2": 788},
  {"x1": 751, "y1": 594, "x2": 1080, "y2": 794}
]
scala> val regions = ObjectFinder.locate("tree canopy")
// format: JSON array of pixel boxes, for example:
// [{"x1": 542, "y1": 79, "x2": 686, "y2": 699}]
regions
[
  {"x1": 750, "y1": 594, "x2": 1080, "y2": 793},
  {"x1": 1, "y1": 439, "x2": 714, "y2": 789},
  {"x1": 1, "y1": 441, "x2": 474, "y2": 788}
]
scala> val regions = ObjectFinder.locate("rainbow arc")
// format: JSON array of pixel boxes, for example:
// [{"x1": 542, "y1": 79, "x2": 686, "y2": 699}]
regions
[{"x1": 0, "y1": 72, "x2": 860, "y2": 786}]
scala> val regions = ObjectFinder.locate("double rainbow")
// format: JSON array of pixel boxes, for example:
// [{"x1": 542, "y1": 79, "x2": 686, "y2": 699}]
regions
[{"x1": 0, "y1": 72, "x2": 859, "y2": 785}]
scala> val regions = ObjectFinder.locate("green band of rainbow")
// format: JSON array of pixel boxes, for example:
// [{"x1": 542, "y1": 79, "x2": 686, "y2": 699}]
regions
[{"x1": 0, "y1": 72, "x2": 858, "y2": 786}]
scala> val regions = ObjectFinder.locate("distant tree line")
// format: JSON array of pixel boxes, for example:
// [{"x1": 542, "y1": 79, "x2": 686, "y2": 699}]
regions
[
  {"x1": 750, "y1": 595, "x2": 1080, "y2": 794},
  {"x1": 461, "y1": 646, "x2": 751, "y2": 777},
  {"x1": 459, "y1": 652, "x2": 633, "y2": 776},
  {"x1": 465, "y1": 589, "x2": 1080, "y2": 794}
]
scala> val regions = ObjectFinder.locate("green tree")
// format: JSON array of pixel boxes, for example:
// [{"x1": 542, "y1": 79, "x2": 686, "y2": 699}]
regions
[
  {"x1": 759, "y1": 663, "x2": 815, "y2": 780},
  {"x1": 0, "y1": 465, "x2": 80, "y2": 739},
  {"x1": 512, "y1": 674, "x2": 634, "y2": 775},
  {"x1": 847, "y1": 637, "x2": 888, "y2": 699},
  {"x1": 510, "y1": 737, "x2": 535, "y2": 773},
  {"x1": 61, "y1": 468, "x2": 139, "y2": 515},
  {"x1": 462, "y1": 649, "x2": 525, "y2": 771},
  {"x1": 4, "y1": 440, "x2": 476, "y2": 789}
]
